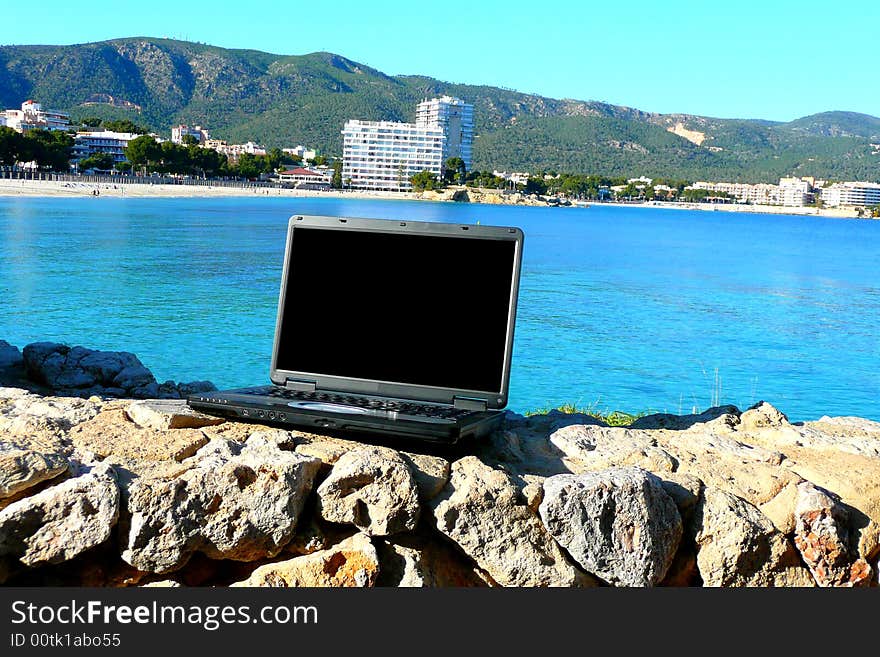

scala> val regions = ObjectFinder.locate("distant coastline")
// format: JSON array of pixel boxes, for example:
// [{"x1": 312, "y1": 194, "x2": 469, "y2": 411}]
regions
[{"x1": 0, "y1": 178, "x2": 866, "y2": 219}]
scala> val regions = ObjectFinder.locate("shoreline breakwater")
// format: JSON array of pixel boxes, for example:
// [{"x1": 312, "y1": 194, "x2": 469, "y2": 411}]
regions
[{"x1": 0, "y1": 339, "x2": 878, "y2": 587}]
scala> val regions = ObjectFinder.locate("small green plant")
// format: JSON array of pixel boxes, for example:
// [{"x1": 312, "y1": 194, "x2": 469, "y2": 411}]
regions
[{"x1": 523, "y1": 402, "x2": 649, "y2": 427}]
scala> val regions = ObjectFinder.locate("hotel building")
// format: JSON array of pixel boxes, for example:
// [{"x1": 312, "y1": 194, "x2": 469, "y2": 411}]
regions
[
  {"x1": 171, "y1": 124, "x2": 211, "y2": 145},
  {"x1": 4, "y1": 100, "x2": 70, "y2": 133},
  {"x1": 72, "y1": 131, "x2": 146, "y2": 167},
  {"x1": 820, "y1": 182, "x2": 880, "y2": 207},
  {"x1": 415, "y1": 95, "x2": 474, "y2": 171},
  {"x1": 342, "y1": 120, "x2": 445, "y2": 191},
  {"x1": 342, "y1": 96, "x2": 474, "y2": 191}
]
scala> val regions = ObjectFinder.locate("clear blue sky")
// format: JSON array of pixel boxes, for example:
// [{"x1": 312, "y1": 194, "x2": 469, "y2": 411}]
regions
[{"x1": 2, "y1": 0, "x2": 877, "y2": 122}]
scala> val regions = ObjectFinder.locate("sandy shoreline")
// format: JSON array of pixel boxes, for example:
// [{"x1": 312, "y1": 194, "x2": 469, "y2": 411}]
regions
[{"x1": 0, "y1": 178, "x2": 866, "y2": 219}]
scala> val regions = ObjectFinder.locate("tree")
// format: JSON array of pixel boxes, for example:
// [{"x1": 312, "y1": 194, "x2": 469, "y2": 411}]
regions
[
  {"x1": 524, "y1": 176, "x2": 547, "y2": 195},
  {"x1": 443, "y1": 157, "x2": 466, "y2": 184},
  {"x1": 78, "y1": 152, "x2": 116, "y2": 171},
  {"x1": 235, "y1": 152, "x2": 261, "y2": 179},
  {"x1": 104, "y1": 119, "x2": 148, "y2": 135},
  {"x1": 125, "y1": 135, "x2": 161, "y2": 172},
  {"x1": 80, "y1": 117, "x2": 102, "y2": 128},
  {"x1": 22, "y1": 130, "x2": 74, "y2": 171},
  {"x1": 410, "y1": 170, "x2": 439, "y2": 192},
  {"x1": 0, "y1": 126, "x2": 23, "y2": 168},
  {"x1": 331, "y1": 160, "x2": 343, "y2": 189},
  {"x1": 180, "y1": 134, "x2": 199, "y2": 146}
]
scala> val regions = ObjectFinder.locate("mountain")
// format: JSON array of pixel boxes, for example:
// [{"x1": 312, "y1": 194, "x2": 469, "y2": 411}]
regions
[{"x1": 2, "y1": 37, "x2": 879, "y2": 182}]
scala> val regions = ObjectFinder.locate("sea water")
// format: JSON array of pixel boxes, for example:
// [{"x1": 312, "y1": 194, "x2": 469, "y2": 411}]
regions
[{"x1": 1, "y1": 196, "x2": 878, "y2": 421}]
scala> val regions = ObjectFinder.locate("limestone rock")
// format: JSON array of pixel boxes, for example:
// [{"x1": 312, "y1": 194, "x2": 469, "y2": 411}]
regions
[
  {"x1": 793, "y1": 481, "x2": 871, "y2": 587},
  {"x1": 126, "y1": 399, "x2": 224, "y2": 430},
  {"x1": 231, "y1": 533, "x2": 379, "y2": 587},
  {"x1": 549, "y1": 424, "x2": 678, "y2": 473},
  {"x1": 68, "y1": 409, "x2": 209, "y2": 464},
  {"x1": 0, "y1": 462, "x2": 119, "y2": 566},
  {"x1": 630, "y1": 405, "x2": 741, "y2": 431},
  {"x1": 539, "y1": 467, "x2": 683, "y2": 586},
  {"x1": 694, "y1": 487, "x2": 814, "y2": 587},
  {"x1": 0, "y1": 448, "x2": 69, "y2": 499},
  {"x1": 739, "y1": 401, "x2": 791, "y2": 431},
  {"x1": 317, "y1": 447, "x2": 420, "y2": 536},
  {"x1": 0, "y1": 390, "x2": 99, "y2": 443},
  {"x1": 142, "y1": 580, "x2": 182, "y2": 587},
  {"x1": 431, "y1": 456, "x2": 594, "y2": 587},
  {"x1": 376, "y1": 535, "x2": 491, "y2": 587},
  {"x1": 123, "y1": 438, "x2": 321, "y2": 573}
]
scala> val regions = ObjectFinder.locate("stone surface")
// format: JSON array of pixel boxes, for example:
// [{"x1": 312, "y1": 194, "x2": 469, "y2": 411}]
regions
[
  {"x1": 231, "y1": 533, "x2": 379, "y2": 587},
  {"x1": 793, "y1": 481, "x2": 871, "y2": 587},
  {"x1": 0, "y1": 448, "x2": 69, "y2": 499},
  {"x1": 123, "y1": 437, "x2": 321, "y2": 573},
  {"x1": 0, "y1": 462, "x2": 119, "y2": 566},
  {"x1": 539, "y1": 467, "x2": 683, "y2": 586},
  {"x1": 376, "y1": 534, "x2": 492, "y2": 587},
  {"x1": 20, "y1": 342, "x2": 215, "y2": 399},
  {"x1": 0, "y1": 390, "x2": 99, "y2": 446},
  {"x1": 317, "y1": 447, "x2": 421, "y2": 536},
  {"x1": 0, "y1": 341, "x2": 23, "y2": 369},
  {"x1": 432, "y1": 456, "x2": 594, "y2": 587},
  {"x1": 68, "y1": 409, "x2": 210, "y2": 464},
  {"x1": 127, "y1": 399, "x2": 225, "y2": 430},
  {"x1": 694, "y1": 487, "x2": 815, "y2": 587}
]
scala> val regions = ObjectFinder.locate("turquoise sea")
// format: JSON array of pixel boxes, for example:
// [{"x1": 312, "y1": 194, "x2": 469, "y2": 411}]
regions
[{"x1": 1, "y1": 196, "x2": 878, "y2": 421}]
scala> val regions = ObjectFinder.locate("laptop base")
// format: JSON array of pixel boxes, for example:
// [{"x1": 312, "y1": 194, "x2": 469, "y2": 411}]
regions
[{"x1": 187, "y1": 390, "x2": 504, "y2": 445}]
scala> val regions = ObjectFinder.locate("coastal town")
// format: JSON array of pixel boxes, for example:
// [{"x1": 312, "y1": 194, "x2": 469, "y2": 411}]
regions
[{"x1": 1, "y1": 96, "x2": 879, "y2": 215}]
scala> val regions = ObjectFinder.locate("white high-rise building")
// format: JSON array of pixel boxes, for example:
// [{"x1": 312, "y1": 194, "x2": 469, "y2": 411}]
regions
[
  {"x1": 341, "y1": 120, "x2": 445, "y2": 191},
  {"x1": 820, "y1": 182, "x2": 880, "y2": 207},
  {"x1": 171, "y1": 124, "x2": 210, "y2": 145},
  {"x1": 415, "y1": 95, "x2": 474, "y2": 171},
  {"x1": 342, "y1": 96, "x2": 473, "y2": 191}
]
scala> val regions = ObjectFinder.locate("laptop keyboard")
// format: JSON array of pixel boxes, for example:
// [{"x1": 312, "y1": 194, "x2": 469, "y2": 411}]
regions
[{"x1": 244, "y1": 386, "x2": 476, "y2": 420}]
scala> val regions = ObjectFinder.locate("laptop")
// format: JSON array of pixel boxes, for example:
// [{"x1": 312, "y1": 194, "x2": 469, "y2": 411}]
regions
[{"x1": 187, "y1": 214, "x2": 524, "y2": 444}]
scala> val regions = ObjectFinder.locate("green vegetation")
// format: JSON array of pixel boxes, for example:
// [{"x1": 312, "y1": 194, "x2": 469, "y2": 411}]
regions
[
  {"x1": 0, "y1": 126, "x2": 73, "y2": 171},
  {"x1": 523, "y1": 403, "x2": 648, "y2": 427},
  {"x1": 77, "y1": 151, "x2": 116, "y2": 171},
  {"x1": 410, "y1": 170, "x2": 439, "y2": 191},
  {"x1": 1, "y1": 38, "x2": 879, "y2": 182}
]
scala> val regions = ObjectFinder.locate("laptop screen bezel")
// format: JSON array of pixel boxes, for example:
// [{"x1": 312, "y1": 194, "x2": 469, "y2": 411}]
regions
[{"x1": 268, "y1": 215, "x2": 524, "y2": 409}]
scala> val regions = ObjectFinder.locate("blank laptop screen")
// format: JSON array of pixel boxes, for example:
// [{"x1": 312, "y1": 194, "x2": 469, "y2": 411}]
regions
[{"x1": 275, "y1": 225, "x2": 517, "y2": 393}]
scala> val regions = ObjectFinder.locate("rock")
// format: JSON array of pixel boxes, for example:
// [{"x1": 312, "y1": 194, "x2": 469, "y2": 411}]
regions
[
  {"x1": 549, "y1": 424, "x2": 678, "y2": 473},
  {"x1": 68, "y1": 409, "x2": 209, "y2": 464},
  {"x1": 694, "y1": 487, "x2": 814, "y2": 587},
  {"x1": 295, "y1": 436, "x2": 449, "y2": 500},
  {"x1": 0, "y1": 449, "x2": 69, "y2": 499},
  {"x1": 142, "y1": 580, "x2": 182, "y2": 587},
  {"x1": 123, "y1": 438, "x2": 321, "y2": 573},
  {"x1": 399, "y1": 452, "x2": 449, "y2": 501},
  {"x1": 231, "y1": 533, "x2": 379, "y2": 587},
  {"x1": 739, "y1": 401, "x2": 791, "y2": 431},
  {"x1": 0, "y1": 390, "x2": 100, "y2": 442},
  {"x1": 0, "y1": 341, "x2": 23, "y2": 369},
  {"x1": 431, "y1": 456, "x2": 594, "y2": 587},
  {"x1": 630, "y1": 405, "x2": 741, "y2": 431},
  {"x1": 126, "y1": 399, "x2": 224, "y2": 430},
  {"x1": 0, "y1": 462, "x2": 119, "y2": 566},
  {"x1": 793, "y1": 482, "x2": 871, "y2": 587},
  {"x1": 539, "y1": 467, "x2": 683, "y2": 586},
  {"x1": 113, "y1": 364, "x2": 155, "y2": 390},
  {"x1": 317, "y1": 447, "x2": 420, "y2": 536},
  {"x1": 376, "y1": 535, "x2": 490, "y2": 587}
]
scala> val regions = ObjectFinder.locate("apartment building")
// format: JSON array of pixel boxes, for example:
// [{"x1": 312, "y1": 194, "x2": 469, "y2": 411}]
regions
[
  {"x1": 341, "y1": 120, "x2": 445, "y2": 191},
  {"x1": 72, "y1": 131, "x2": 142, "y2": 167},
  {"x1": 171, "y1": 124, "x2": 211, "y2": 145},
  {"x1": 820, "y1": 182, "x2": 880, "y2": 207},
  {"x1": 342, "y1": 96, "x2": 473, "y2": 191},
  {"x1": 204, "y1": 140, "x2": 266, "y2": 162},
  {"x1": 689, "y1": 177, "x2": 814, "y2": 206},
  {"x1": 4, "y1": 100, "x2": 70, "y2": 132},
  {"x1": 415, "y1": 95, "x2": 474, "y2": 171}
]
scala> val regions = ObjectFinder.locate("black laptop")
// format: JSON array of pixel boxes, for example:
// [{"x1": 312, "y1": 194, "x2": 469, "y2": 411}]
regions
[{"x1": 187, "y1": 214, "x2": 524, "y2": 444}]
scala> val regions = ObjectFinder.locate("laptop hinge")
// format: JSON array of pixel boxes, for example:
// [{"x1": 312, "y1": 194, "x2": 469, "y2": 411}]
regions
[
  {"x1": 285, "y1": 378, "x2": 317, "y2": 392},
  {"x1": 453, "y1": 396, "x2": 488, "y2": 411}
]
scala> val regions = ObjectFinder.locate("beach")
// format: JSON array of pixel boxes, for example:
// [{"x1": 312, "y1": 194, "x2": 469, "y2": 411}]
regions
[{"x1": 0, "y1": 177, "x2": 866, "y2": 218}]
